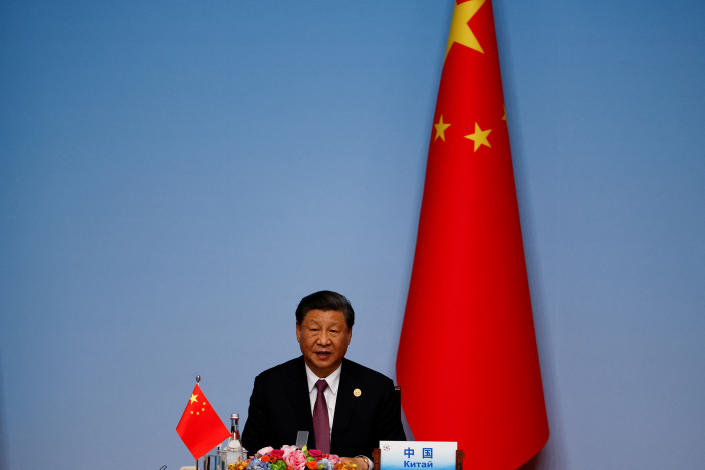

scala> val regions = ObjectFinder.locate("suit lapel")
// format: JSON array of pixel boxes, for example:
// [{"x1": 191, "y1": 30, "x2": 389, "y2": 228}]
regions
[
  {"x1": 288, "y1": 356, "x2": 314, "y2": 439},
  {"x1": 331, "y1": 359, "x2": 355, "y2": 447}
]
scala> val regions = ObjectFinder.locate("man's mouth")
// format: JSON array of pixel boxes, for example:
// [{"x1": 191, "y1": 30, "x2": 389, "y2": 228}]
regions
[{"x1": 315, "y1": 351, "x2": 332, "y2": 360}]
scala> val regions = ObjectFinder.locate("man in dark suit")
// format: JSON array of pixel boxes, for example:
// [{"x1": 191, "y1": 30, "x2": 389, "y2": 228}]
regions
[{"x1": 242, "y1": 291, "x2": 406, "y2": 470}]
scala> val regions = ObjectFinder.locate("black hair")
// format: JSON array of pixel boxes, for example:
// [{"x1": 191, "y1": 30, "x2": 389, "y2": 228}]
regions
[{"x1": 295, "y1": 290, "x2": 355, "y2": 328}]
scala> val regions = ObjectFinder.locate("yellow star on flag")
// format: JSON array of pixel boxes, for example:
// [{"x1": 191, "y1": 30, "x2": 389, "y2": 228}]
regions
[
  {"x1": 189, "y1": 393, "x2": 198, "y2": 404},
  {"x1": 434, "y1": 115, "x2": 451, "y2": 141},
  {"x1": 465, "y1": 122, "x2": 492, "y2": 151},
  {"x1": 445, "y1": 0, "x2": 486, "y2": 61}
]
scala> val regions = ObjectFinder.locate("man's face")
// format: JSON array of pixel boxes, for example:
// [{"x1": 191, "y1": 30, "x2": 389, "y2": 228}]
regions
[{"x1": 296, "y1": 309, "x2": 352, "y2": 378}]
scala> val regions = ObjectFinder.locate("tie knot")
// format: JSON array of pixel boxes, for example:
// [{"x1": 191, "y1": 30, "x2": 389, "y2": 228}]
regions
[{"x1": 316, "y1": 379, "x2": 328, "y2": 393}]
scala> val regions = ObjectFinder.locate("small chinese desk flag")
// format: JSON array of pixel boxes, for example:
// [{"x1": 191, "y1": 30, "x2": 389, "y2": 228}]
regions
[{"x1": 176, "y1": 382, "x2": 230, "y2": 460}]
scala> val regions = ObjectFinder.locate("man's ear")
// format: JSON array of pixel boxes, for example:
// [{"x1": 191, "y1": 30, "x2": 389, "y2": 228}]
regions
[
  {"x1": 296, "y1": 322, "x2": 302, "y2": 343},
  {"x1": 347, "y1": 326, "x2": 353, "y2": 345}
]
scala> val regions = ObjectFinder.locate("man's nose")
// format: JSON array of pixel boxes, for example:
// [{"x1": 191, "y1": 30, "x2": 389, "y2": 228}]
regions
[{"x1": 317, "y1": 331, "x2": 332, "y2": 345}]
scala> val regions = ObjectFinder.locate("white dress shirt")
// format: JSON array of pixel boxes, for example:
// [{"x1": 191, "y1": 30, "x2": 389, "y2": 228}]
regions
[
  {"x1": 304, "y1": 362, "x2": 341, "y2": 435},
  {"x1": 303, "y1": 362, "x2": 373, "y2": 469}
]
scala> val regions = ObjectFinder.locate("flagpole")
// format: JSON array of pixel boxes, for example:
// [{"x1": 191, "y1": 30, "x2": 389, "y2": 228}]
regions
[{"x1": 196, "y1": 375, "x2": 200, "y2": 470}]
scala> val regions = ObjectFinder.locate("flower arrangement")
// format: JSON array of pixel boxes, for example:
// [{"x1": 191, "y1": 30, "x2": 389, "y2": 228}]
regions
[{"x1": 228, "y1": 445, "x2": 357, "y2": 470}]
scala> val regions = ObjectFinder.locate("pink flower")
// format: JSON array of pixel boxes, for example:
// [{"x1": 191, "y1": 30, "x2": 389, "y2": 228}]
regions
[
  {"x1": 270, "y1": 449, "x2": 285, "y2": 459},
  {"x1": 281, "y1": 445, "x2": 298, "y2": 461},
  {"x1": 308, "y1": 449, "x2": 322, "y2": 459},
  {"x1": 326, "y1": 455, "x2": 340, "y2": 466},
  {"x1": 284, "y1": 449, "x2": 307, "y2": 470},
  {"x1": 257, "y1": 446, "x2": 274, "y2": 457}
]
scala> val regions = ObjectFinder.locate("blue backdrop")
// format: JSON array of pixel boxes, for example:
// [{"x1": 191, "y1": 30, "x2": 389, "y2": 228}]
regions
[{"x1": 2, "y1": 1, "x2": 704, "y2": 469}]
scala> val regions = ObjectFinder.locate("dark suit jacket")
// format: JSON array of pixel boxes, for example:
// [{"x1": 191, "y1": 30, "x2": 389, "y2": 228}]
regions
[{"x1": 242, "y1": 356, "x2": 406, "y2": 457}]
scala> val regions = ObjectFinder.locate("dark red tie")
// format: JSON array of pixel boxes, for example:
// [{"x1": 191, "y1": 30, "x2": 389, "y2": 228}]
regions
[{"x1": 313, "y1": 379, "x2": 330, "y2": 453}]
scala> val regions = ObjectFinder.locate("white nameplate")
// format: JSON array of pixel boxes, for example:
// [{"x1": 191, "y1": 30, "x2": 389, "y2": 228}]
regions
[{"x1": 380, "y1": 441, "x2": 457, "y2": 470}]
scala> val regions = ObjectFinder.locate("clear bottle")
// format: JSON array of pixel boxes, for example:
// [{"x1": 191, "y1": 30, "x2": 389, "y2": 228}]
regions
[
  {"x1": 222, "y1": 412, "x2": 245, "y2": 466},
  {"x1": 228, "y1": 413, "x2": 241, "y2": 452}
]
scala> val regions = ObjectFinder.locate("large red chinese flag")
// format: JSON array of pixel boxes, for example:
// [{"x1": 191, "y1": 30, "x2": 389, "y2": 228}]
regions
[
  {"x1": 176, "y1": 383, "x2": 231, "y2": 460},
  {"x1": 396, "y1": 1, "x2": 549, "y2": 468}
]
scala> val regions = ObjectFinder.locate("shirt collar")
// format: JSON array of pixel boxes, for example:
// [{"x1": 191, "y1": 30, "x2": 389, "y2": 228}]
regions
[{"x1": 304, "y1": 361, "x2": 342, "y2": 395}]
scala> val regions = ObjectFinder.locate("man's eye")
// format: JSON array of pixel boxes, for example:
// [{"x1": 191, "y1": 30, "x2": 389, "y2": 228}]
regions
[{"x1": 330, "y1": 330, "x2": 338, "y2": 334}]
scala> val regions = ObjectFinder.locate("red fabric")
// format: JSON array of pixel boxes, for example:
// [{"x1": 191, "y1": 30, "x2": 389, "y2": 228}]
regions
[
  {"x1": 396, "y1": 1, "x2": 549, "y2": 468},
  {"x1": 313, "y1": 379, "x2": 331, "y2": 454},
  {"x1": 176, "y1": 383, "x2": 231, "y2": 460}
]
